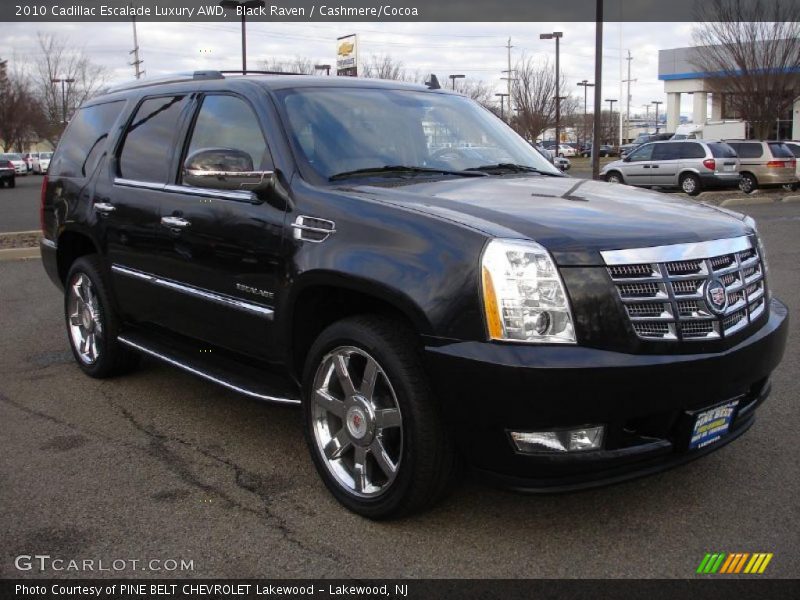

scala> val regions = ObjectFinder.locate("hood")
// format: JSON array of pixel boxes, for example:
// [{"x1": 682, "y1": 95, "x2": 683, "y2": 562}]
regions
[{"x1": 343, "y1": 175, "x2": 751, "y2": 265}]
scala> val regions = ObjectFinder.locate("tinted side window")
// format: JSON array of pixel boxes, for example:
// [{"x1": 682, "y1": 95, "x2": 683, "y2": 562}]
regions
[
  {"x1": 709, "y1": 143, "x2": 737, "y2": 158},
  {"x1": 768, "y1": 143, "x2": 794, "y2": 159},
  {"x1": 681, "y1": 143, "x2": 706, "y2": 159},
  {"x1": 184, "y1": 95, "x2": 269, "y2": 172},
  {"x1": 785, "y1": 143, "x2": 800, "y2": 159},
  {"x1": 119, "y1": 95, "x2": 187, "y2": 182},
  {"x1": 730, "y1": 143, "x2": 763, "y2": 159},
  {"x1": 652, "y1": 143, "x2": 681, "y2": 160},
  {"x1": 627, "y1": 143, "x2": 654, "y2": 161},
  {"x1": 50, "y1": 100, "x2": 125, "y2": 178}
]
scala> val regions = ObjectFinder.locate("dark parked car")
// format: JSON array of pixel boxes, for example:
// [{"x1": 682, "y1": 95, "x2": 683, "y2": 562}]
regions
[
  {"x1": 579, "y1": 143, "x2": 614, "y2": 158},
  {"x1": 40, "y1": 72, "x2": 788, "y2": 518},
  {"x1": 0, "y1": 158, "x2": 15, "y2": 188},
  {"x1": 620, "y1": 132, "x2": 673, "y2": 157}
]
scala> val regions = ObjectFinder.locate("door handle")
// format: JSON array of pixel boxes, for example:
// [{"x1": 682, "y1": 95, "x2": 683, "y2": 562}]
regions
[
  {"x1": 160, "y1": 216, "x2": 191, "y2": 229},
  {"x1": 94, "y1": 203, "x2": 116, "y2": 214},
  {"x1": 651, "y1": 165, "x2": 660, "y2": 169}
]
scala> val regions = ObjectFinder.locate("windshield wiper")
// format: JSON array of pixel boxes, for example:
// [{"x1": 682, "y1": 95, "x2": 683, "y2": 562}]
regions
[
  {"x1": 329, "y1": 165, "x2": 488, "y2": 181},
  {"x1": 466, "y1": 163, "x2": 565, "y2": 176}
]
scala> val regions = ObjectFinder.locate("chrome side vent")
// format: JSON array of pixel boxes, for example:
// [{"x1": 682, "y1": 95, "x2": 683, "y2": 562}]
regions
[{"x1": 292, "y1": 215, "x2": 336, "y2": 243}]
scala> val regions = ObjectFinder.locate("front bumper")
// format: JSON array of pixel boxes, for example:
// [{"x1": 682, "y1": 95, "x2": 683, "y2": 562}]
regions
[{"x1": 424, "y1": 298, "x2": 788, "y2": 491}]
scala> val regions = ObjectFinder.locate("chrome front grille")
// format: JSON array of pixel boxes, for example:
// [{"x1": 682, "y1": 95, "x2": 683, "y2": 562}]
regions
[{"x1": 602, "y1": 236, "x2": 767, "y2": 342}]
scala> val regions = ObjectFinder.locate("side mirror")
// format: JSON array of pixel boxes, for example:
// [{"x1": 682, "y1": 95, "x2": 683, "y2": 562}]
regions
[
  {"x1": 623, "y1": 155, "x2": 631, "y2": 162},
  {"x1": 183, "y1": 148, "x2": 274, "y2": 192}
]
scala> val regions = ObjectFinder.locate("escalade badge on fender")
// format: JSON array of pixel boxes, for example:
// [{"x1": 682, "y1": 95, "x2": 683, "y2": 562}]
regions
[{"x1": 706, "y1": 279, "x2": 728, "y2": 314}]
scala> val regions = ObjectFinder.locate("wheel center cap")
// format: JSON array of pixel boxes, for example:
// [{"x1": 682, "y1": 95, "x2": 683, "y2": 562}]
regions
[
  {"x1": 346, "y1": 406, "x2": 369, "y2": 439},
  {"x1": 81, "y1": 307, "x2": 93, "y2": 330}
]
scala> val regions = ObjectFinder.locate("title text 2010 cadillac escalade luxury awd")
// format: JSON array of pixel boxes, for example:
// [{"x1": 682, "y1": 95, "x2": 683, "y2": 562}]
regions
[{"x1": 40, "y1": 72, "x2": 788, "y2": 518}]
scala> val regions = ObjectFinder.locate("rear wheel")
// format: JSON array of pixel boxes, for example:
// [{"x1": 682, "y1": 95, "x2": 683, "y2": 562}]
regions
[
  {"x1": 680, "y1": 173, "x2": 702, "y2": 196},
  {"x1": 65, "y1": 256, "x2": 140, "y2": 378},
  {"x1": 739, "y1": 173, "x2": 757, "y2": 194},
  {"x1": 605, "y1": 171, "x2": 623, "y2": 184},
  {"x1": 303, "y1": 315, "x2": 456, "y2": 519}
]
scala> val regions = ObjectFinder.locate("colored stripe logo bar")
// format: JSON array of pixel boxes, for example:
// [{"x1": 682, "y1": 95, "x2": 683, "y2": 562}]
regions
[{"x1": 697, "y1": 552, "x2": 773, "y2": 574}]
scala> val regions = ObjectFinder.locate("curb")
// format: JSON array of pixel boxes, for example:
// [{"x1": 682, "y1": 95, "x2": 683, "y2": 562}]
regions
[
  {"x1": 720, "y1": 196, "x2": 781, "y2": 207},
  {"x1": 0, "y1": 247, "x2": 40, "y2": 262},
  {"x1": 783, "y1": 195, "x2": 800, "y2": 204}
]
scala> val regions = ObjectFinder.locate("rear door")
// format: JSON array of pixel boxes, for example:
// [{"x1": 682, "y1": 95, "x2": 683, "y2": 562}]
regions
[
  {"x1": 621, "y1": 142, "x2": 655, "y2": 185},
  {"x1": 728, "y1": 142, "x2": 764, "y2": 174},
  {"x1": 149, "y1": 93, "x2": 287, "y2": 359}
]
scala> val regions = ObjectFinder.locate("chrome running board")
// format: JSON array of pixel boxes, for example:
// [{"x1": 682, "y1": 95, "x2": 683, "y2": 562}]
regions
[{"x1": 118, "y1": 331, "x2": 301, "y2": 406}]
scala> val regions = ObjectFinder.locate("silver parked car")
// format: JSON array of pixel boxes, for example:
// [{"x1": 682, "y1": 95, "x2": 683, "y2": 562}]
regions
[{"x1": 601, "y1": 140, "x2": 740, "y2": 196}]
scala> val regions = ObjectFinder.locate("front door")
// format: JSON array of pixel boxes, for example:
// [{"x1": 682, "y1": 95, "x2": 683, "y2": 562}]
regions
[{"x1": 150, "y1": 93, "x2": 287, "y2": 359}]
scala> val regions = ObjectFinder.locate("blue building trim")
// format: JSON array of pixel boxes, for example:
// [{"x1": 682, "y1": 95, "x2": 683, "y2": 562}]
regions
[{"x1": 660, "y1": 66, "x2": 800, "y2": 81}]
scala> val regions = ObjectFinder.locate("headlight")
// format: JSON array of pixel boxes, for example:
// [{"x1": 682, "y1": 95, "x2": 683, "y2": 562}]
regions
[{"x1": 481, "y1": 239, "x2": 576, "y2": 343}]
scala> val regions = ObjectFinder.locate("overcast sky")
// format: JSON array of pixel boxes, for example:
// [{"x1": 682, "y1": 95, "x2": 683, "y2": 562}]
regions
[{"x1": 1, "y1": 20, "x2": 701, "y2": 117}]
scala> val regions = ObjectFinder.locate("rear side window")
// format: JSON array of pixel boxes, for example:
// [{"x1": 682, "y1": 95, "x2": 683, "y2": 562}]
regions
[
  {"x1": 118, "y1": 95, "x2": 188, "y2": 183},
  {"x1": 730, "y1": 143, "x2": 763, "y2": 159},
  {"x1": 768, "y1": 143, "x2": 794, "y2": 159},
  {"x1": 681, "y1": 143, "x2": 706, "y2": 159},
  {"x1": 708, "y1": 143, "x2": 737, "y2": 158},
  {"x1": 49, "y1": 100, "x2": 125, "y2": 179}
]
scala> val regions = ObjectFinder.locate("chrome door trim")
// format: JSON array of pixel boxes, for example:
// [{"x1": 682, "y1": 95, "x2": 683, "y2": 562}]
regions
[
  {"x1": 94, "y1": 202, "x2": 117, "y2": 214},
  {"x1": 117, "y1": 336, "x2": 300, "y2": 405},
  {"x1": 601, "y1": 236, "x2": 753, "y2": 265},
  {"x1": 111, "y1": 264, "x2": 274, "y2": 319},
  {"x1": 163, "y1": 184, "x2": 254, "y2": 202},
  {"x1": 160, "y1": 216, "x2": 191, "y2": 229},
  {"x1": 114, "y1": 178, "x2": 166, "y2": 191}
]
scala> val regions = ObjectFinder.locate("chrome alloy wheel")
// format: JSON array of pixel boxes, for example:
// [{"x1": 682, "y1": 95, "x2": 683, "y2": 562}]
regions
[
  {"x1": 67, "y1": 273, "x2": 103, "y2": 364},
  {"x1": 311, "y1": 346, "x2": 403, "y2": 498}
]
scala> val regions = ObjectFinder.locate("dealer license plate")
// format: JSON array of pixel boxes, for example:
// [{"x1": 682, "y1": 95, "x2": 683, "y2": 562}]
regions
[{"x1": 689, "y1": 400, "x2": 739, "y2": 450}]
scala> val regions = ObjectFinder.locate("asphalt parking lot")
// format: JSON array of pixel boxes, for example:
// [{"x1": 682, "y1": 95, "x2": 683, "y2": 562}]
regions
[
  {"x1": 1, "y1": 199, "x2": 798, "y2": 579},
  {"x1": 0, "y1": 174, "x2": 42, "y2": 233}
]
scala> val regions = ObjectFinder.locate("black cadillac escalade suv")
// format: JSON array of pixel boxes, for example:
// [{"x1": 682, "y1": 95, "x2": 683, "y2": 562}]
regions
[{"x1": 40, "y1": 72, "x2": 788, "y2": 519}]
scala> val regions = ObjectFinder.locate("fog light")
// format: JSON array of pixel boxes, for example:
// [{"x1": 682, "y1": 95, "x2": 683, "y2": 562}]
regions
[{"x1": 510, "y1": 426, "x2": 605, "y2": 453}]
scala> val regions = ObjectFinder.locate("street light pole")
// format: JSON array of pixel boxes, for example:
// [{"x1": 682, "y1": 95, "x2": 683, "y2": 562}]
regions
[
  {"x1": 448, "y1": 74, "x2": 465, "y2": 90},
  {"x1": 540, "y1": 31, "x2": 563, "y2": 145},
  {"x1": 495, "y1": 93, "x2": 509, "y2": 121},
  {"x1": 605, "y1": 99, "x2": 617, "y2": 144},
  {"x1": 51, "y1": 78, "x2": 76, "y2": 124},
  {"x1": 219, "y1": 0, "x2": 265, "y2": 74},
  {"x1": 577, "y1": 79, "x2": 594, "y2": 149},
  {"x1": 652, "y1": 100, "x2": 663, "y2": 133}
]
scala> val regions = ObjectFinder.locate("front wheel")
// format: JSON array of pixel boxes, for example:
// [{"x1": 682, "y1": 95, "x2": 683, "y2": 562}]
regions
[
  {"x1": 303, "y1": 315, "x2": 456, "y2": 519},
  {"x1": 605, "y1": 171, "x2": 623, "y2": 184}
]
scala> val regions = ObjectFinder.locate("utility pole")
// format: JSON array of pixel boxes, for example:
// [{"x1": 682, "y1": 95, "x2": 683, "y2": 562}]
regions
[
  {"x1": 129, "y1": 15, "x2": 144, "y2": 79},
  {"x1": 220, "y1": 0, "x2": 265, "y2": 74},
  {"x1": 591, "y1": 0, "x2": 603, "y2": 180},
  {"x1": 501, "y1": 37, "x2": 514, "y2": 116},
  {"x1": 622, "y1": 50, "x2": 636, "y2": 144}
]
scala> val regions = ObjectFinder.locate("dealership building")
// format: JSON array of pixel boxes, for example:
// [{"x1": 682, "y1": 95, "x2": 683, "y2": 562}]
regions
[{"x1": 659, "y1": 44, "x2": 800, "y2": 139}]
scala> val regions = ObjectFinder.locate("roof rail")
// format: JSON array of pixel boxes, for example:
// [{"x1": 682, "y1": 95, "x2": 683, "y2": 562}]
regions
[
  {"x1": 218, "y1": 70, "x2": 303, "y2": 76},
  {"x1": 106, "y1": 71, "x2": 224, "y2": 93}
]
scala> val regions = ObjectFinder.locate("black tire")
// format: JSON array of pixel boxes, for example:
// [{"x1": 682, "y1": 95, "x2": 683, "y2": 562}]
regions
[
  {"x1": 680, "y1": 173, "x2": 702, "y2": 196},
  {"x1": 64, "y1": 255, "x2": 140, "y2": 378},
  {"x1": 605, "y1": 171, "x2": 623, "y2": 184},
  {"x1": 739, "y1": 173, "x2": 757, "y2": 194},
  {"x1": 8, "y1": 178, "x2": 15, "y2": 188},
  {"x1": 302, "y1": 315, "x2": 457, "y2": 519}
]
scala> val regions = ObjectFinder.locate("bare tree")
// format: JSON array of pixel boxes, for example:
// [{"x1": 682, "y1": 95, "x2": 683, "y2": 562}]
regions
[
  {"x1": 360, "y1": 54, "x2": 409, "y2": 81},
  {"x1": 453, "y1": 79, "x2": 496, "y2": 109},
  {"x1": 261, "y1": 56, "x2": 317, "y2": 74},
  {"x1": 690, "y1": 0, "x2": 800, "y2": 139},
  {"x1": 0, "y1": 63, "x2": 45, "y2": 152},
  {"x1": 30, "y1": 33, "x2": 109, "y2": 146},
  {"x1": 510, "y1": 54, "x2": 576, "y2": 142}
]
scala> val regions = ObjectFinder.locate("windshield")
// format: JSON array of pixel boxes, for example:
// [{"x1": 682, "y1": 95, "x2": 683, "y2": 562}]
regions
[
  {"x1": 276, "y1": 87, "x2": 561, "y2": 181},
  {"x1": 40, "y1": 152, "x2": 53, "y2": 159}
]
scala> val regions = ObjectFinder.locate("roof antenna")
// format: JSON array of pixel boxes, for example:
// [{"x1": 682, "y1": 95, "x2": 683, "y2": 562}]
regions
[{"x1": 425, "y1": 74, "x2": 441, "y2": 90}]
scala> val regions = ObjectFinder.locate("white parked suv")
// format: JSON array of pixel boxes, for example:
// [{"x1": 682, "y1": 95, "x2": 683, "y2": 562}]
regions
[
  {"x1": 601, "y1": 140, "x2": 740, "y2": 196},
  {"x1": 556, "y1": 144, "x2": 576, "y2": 157}
]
